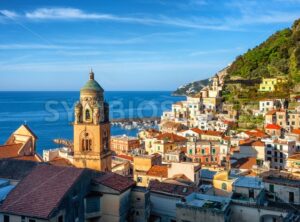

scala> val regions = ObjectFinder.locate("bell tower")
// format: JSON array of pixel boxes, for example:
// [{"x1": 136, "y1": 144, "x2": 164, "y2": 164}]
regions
[{"x1": 73, "y1": 69, "x2": 111, "y2": 171}]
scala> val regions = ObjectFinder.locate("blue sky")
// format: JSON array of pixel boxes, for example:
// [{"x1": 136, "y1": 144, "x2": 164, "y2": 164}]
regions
[{"x1": 0, "y1": 0, "x2": 300, "y2": 91}]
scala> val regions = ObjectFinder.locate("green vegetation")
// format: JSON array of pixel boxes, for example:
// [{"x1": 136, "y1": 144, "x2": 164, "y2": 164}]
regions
[
  {"x1": 223, "y1": 18, "x2": 300, "y2": 106},
  {"x1": 238, "y1": 114, "x2": 264, "y2": 129},
  {"x1": 227, "y1": 19, "x2": 300, "y2": 82},
  {"x1": 222, "y1": 18, "x2": 300, "y2": 130}
]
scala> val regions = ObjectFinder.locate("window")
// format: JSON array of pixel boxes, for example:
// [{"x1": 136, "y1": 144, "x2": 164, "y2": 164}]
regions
[
  {"x1": 4, "y1": 215, "x2": 9, "y2": 222},
  {"x1": 269, "y1": 184, "x2": 274, "y2": 193},
  {"x1": 289, "y1": 192, "x2": 294, "y2": 203},
  {"x1": 137, "y1": 177, "x2": 143, "y2": 183},
  {"x1": 86, "y1": 196, "x2": 100, "y2": 214},
  {"x1": 201, "y1": 149, "x2": 205, "y2": 154},
  {"x1": 58, "y1": 216, "x2": 63, "y2": 222},
  {"x1": 85, "y1": 109, "x2": 91, "y2": 120},
  {"x1": 249, "y1": 189, "x2": 254, "y2": 199},
  {"x1": 21, "y1": 216, "x2": 25, "y2": 222},
  {"x1": 29, "y1": 220, "x2": 36, "y2": 222},
  {"x1": 212, "y1": 149, "x2": 215, "y2": 154},
  {"x1": 82, "y1": 138, "x2": 92, "y2": 152},
  {"x1": 221, "y1": 183, "x2": 227, "y2": 191}
]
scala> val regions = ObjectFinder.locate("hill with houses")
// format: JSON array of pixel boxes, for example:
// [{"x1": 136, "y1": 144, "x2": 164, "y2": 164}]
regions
[{"x1": 174, "y1": 18, "x2": 300, "y2": 102}]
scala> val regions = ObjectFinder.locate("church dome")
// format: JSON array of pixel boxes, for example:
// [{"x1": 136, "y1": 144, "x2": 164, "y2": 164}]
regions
[{"x1": 80, "y1": 70, "x2": 104, "y2": 93}]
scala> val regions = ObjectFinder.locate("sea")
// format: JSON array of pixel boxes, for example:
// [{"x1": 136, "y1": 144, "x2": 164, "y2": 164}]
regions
[{"x1": 0, "y1": 91, "x2": 184, "y2": 154}]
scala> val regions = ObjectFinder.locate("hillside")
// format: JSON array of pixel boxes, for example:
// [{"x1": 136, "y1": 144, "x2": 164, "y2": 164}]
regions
[
  {"x1": 173, "y1": 78, "x2": 210, "y2": 96},
  {"x1": 173, "y1": 19, "x2": 300, "y2": 101},
  {"x1": 227, "y1": 19, "x2": 300, "y2": 82},
  {"x1": 223, "y1": 18, "x2": 300, "y2": 105}
]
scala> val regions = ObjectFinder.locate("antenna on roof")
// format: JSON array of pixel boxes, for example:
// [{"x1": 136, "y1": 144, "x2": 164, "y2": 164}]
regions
[{"x1": 24, "y1": 120, "x2": 27, "y2": 125}]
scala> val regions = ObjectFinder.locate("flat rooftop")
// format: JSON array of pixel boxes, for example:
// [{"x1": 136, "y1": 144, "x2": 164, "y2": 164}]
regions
[
  {"x1": 234, "y1": 176, "x2": 264, "y2": 189},
  {"x1": 262, "y1": 171, "x2": 300, "y2": 188},
  {"x1": 177, "y1": 193, "x2": 230, "y2": 212}
]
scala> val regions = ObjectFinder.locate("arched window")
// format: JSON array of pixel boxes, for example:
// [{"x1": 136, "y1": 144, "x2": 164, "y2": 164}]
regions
[
  {"x1": 82, "y1": 132, "x2": 92, "y2": 152},
  {"x1": 82, "y1": 138, "x2": 92, "y2": 152},
  {"x1": 221, "y1": 183, "x2": 227, "y2": 191},
  {"x1": 85, "y1": 109, "x2": 91, "y2": 121}
]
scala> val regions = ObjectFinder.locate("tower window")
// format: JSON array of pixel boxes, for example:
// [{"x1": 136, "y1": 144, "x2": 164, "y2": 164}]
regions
[
  {"x1": 85, "y1": 109, "x2": 91, "y2": 121},
  {"x1": 82, "y1": 137, "x2": 92, "y2": 152}
]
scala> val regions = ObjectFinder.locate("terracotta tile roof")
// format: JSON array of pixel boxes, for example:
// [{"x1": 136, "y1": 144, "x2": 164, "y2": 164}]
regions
[
  {"x1": 116, "y1": 154, "x2": 134, "y2": 162},
  {"x1": 161, "y1": 121, "x2": 184, "y2": 129},
  {"x1": 93, "y1": 172, "x2": 135, "y2": 193},
  {"x1": 156, "y1": 133, "x2": 187, "y2": 142},
  {"x1": 0, "y1": 143, "x2": 42, "y2": 163},
  {"x1": 146, "y1": 165, "x2": 168, "y2": 178},
  {"x1": 191, "y1": 128, "x2": 203, "y2": 134},
  {"x1": 239, "y1": 139, "x2": 253, "y2": 146},
  {"x1": 0, "y1": 165, "x2": 84, "y2": 219},
  {"x1": 288, "y1": 153, "x2": 300, "y2": 161},
  {"x1": 266, "y1": 110, "x2": 277, "y2": 115},
  {"x1": 266, "y1": 124, "x2": 281, "y2": 130},
  {"x1": 231, "y1": 157, "x2": 257, "y2": 170},
  {"x1": 149, "y1": 180, "x2": 195, "y2": 197},
  {"x1": 49, "y1": 157, "x2": 73, "y2": 167},
  {"x1": 222, "y1": 136, "x2": 230, "y2": 141},
  {"x1": 14, "y1": 154, "x2": 43, "y2": 162},
  {"x1": 239, "y1": 139, "x2": 265, "y2": 147},
  {"x1": 200, "y1": 130, "x2": 224, "y2": 137},
  {"x1": 292, "y1": 129, "x2": 300, "y2": 135},
  {"x1": 0, "y1": 159, "x2": 39, "y2": 181},
  {"x1": 245, "y1": 129, "x2": 268, "y2": 138},
  {"x1": 0, "y1": 143, "x2": 23, "y2": 159},
  {"x1": 145, "y1": 128, "x2": 160, "y2": 133},
  {"x1": 251, "y1": 140, "x2": 265, "y2": 147}
]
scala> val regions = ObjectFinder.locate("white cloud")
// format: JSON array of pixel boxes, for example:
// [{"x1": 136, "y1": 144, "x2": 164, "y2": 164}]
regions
[
  {"x1": 23, "y1": 7, "x2": 231, "y2": 30},
  {"x1": 1, "y1": 3, "x2": 299, "y2": 31},
  {"x1": 0, "y1": 10, "x2": 18, "y2": 18}
]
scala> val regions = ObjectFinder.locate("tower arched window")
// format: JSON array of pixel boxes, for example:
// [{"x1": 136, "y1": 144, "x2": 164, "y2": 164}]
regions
[
  {"x1": 85, "y1": 109, "x2": 91, "y2": 121},
  {"x1": 82, "y1": 132, "x2": 92, "y2": 152}
]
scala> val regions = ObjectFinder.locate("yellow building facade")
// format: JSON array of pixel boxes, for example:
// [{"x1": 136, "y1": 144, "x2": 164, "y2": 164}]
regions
[
  {"x1": 259, "y1": 77, "x2": 286, "y2": 92},
  {"x1": 73, "y1": 70, "x2": 112, "y2": 171}
]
